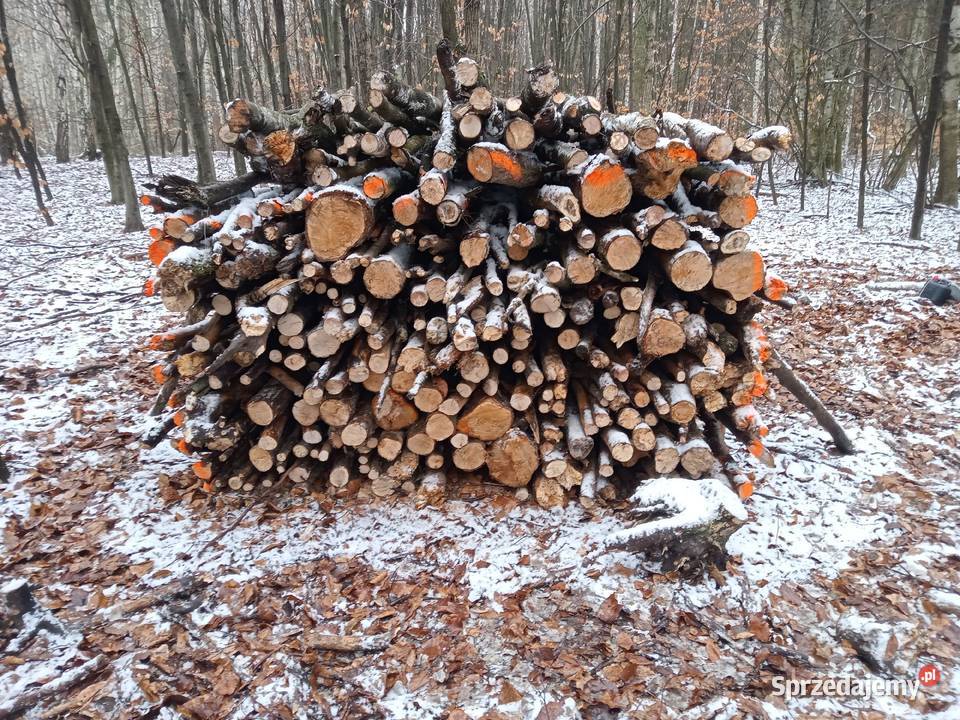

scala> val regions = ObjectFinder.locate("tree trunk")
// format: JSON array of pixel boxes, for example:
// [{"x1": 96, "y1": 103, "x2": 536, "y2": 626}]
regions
[
  {"x1": 161, "y1": 0, "x2": 216, "y2": 184},
  {"x1": 104, "y1": 0, "x2": 152, "y2": 176},
  {"x1": 934, "y1": 0, "x2": 960, "y2": 206},
  {"x1": 230, "y1": 0, "x2": 255, "y2": 98},
  {"x1": 910, "y1": 0, "x2": 955, "y2": 239},
  {"x1": 856, "y1": 0, "x2": 872, "y2": 229},
  {"x1": 54, "y1": 75, "x2": 70, "y2": 163},
  {"x1": 259, "y1": 0, "x2": 281, "y2": 106},
  {"x1": 273, "y1": 0, "x2": 293, "y2": 107},
  {"x1": 127, "y1": 0, "x2": 166, "y2": 157},
  {"x1": 439, "y1": 0, "x2": 458, "y2": 48},
  {"x1": 198, "y1": 0, "x2": 246, "y2": 176},
  {"x1": 66, "y1": 0, "x2": 143, "y2": 231}
]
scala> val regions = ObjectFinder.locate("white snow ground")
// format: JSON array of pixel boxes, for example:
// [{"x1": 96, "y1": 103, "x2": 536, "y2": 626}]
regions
[{"x1": 0, "y1": 155, "x2": 958, "y2": 718}]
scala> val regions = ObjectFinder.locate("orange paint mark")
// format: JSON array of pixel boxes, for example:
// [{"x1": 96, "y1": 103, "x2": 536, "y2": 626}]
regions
[
  {"x1": 752, "y1": 252, "x2": 765, "y2": 292},
  {"x1": 741, "y1": 195, "x2": 759, "y2": 224},
  {"x1": 751, "y1": 371, "x2": 768, "y2": 397},
  {"x1": 173, "y1": 410, "x2": 186, "y2": 427},
  {"x1": 147, "y1": 333, "x2": 174, "y2": 350},
  {"x1": 764, "y1": 274, "x2": 788, "y2": 301},
  {"x1": 140, "y1": 195, "x2": 152, "y2": 206},
  {"x1": 749, "y1": 439, "x2": 765, "y2": 458},
  {"x1": 176, "y1": 438, "x2": 191, "y2": 455},
  {"x1": 490, "y1": 148, "x2": 524, "y2": 182},
  {"x1": 149, "y1": 226, "x2": 163, "y2": 240},
  {"x1": 583, "y1": 160, "x2": 623, "y2": 189},
  {"x1": 148, "y1": 238, "x2": 175, "y2": 266},
  {"x1": 665, "y1": 141, "x2": 697, "y2": 165},
  {"x1": 151, "y1": 364, "x2": 167, "y2": 383},
  {"x1": 201, "y1": 481, "x2": 215, "y2": 493},
  {"x1": 758, "y1": 425, "x2": 769, "y2": 438},
  {"x1": 738, "y1": 481, "x2": 754, "y2": 500},
  {"x1": 143, "y1": 278, "x2": 156, "y2": 297},
  {"x1": 363, "y1": 176, "x2": 387, "y2": 198},
  {"x1": 209, "y1": 221, "x2": 223, "y2": 231},
  {"x1": 192, "y1": 461, "x2": 212, "y2": 480}
]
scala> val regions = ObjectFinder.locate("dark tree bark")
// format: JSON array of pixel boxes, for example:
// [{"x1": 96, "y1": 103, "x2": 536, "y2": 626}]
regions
[
  {"x1": 161, "y1": 0, "x2": 216, "y2": 184},
  {"x1": 910, "y1": 0, "x2": 955, "y2": 239},
  {"x1": 934, "y1": 0, "x2": 959, "y2": 206},
  {"x1": 258, "y1": 0, "x2": 281, "y2": 106},
  {"x1": 338, "y1": 0, "x2": 355, "y2": 89},
  {"x1": 273, "y1": 0, "x2": 293, "y2": 107},
  {"x1": 439, "y1": 0, "x2": 458, "y2": 50},
  {"x1": 66, "y1": 0, "x2": 143, "y2": 231},
  {"x1": 230, "y1": 0, "x2": 255, "y2": 99}
]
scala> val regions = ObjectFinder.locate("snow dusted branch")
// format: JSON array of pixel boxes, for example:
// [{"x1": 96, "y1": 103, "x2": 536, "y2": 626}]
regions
[
  {"x1": 593, "y1": 478, "x2": 747, "y2": 572},
  {"x1": 0, "y1": 654, "x2": 108, "y2": 719}
]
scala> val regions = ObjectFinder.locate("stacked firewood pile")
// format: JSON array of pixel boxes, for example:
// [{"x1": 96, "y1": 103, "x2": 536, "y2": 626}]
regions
[{"x1": 141, "y1": 43, "x2": 794, "y2": 512}]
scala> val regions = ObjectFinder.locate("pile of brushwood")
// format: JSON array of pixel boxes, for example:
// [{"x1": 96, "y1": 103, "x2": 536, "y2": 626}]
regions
[{"x1": 142, "y1": 42, "x2": 848, "y2": 568}]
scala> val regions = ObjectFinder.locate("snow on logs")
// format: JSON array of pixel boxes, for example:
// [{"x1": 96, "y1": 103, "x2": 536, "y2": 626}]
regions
[{"x1": 141, "y1": 45, "x2": 791, "y2": 507}]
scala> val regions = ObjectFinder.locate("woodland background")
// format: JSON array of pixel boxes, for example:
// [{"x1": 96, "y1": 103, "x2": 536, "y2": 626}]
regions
[{"x1": 0, "y1": 0, "x2": 958, "y2": 236}]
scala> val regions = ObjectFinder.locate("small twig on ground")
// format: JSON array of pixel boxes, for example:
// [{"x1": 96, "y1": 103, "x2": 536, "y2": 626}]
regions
[{"x1": 0, "y1": 654, "x2": 108, "y2": 719}]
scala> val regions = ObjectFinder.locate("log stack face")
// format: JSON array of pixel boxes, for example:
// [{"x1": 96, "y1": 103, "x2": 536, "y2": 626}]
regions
[{"x1": 141, "y1": 45, "x2": 790, "y2": 506}]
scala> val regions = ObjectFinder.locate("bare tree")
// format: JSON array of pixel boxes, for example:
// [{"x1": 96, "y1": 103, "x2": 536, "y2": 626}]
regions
[
  {"x1": 934, "y1": 0, "x2": 959, "y2": 206},
  {"x1": 910, "y1": 0, "x2": 955, "y2": 240},
  {"x1": 160, "y1": 0, "x2": 216, "y2": 183},
  {"x1": 65, "y1": 0, "x2": 142, "y2": 231},
  {"x1": 856, "y1": 0, "x2": 872, "y2": 229}
]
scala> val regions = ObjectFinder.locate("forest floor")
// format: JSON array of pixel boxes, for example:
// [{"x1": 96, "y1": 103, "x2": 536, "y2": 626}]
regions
[{"x1": 0, "y1": 155, "x2": 958, "y2": 720}]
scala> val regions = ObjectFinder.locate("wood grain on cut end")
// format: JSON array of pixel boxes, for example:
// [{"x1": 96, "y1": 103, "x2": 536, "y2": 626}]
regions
[{"x1": 306, "y1": 187, "x2": 376, "y2": 261}]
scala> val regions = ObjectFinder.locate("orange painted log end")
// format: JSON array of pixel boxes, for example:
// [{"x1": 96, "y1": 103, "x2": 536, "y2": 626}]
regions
[
  {"x1": 363, "y1": 175, "x2": 387, "y2": 199},
  {"x1": 148, "y1": 238, "x2": 175, "y2": 266},
  {"x1": 742, "y1": 194, "x2": 759, "y2": 225},
  {"x1": 751, "y1": 371, "x2": 768, "y2": 397},
  {"x1": 764, "y1": 273, "x2": 788, "y2": 301}
]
